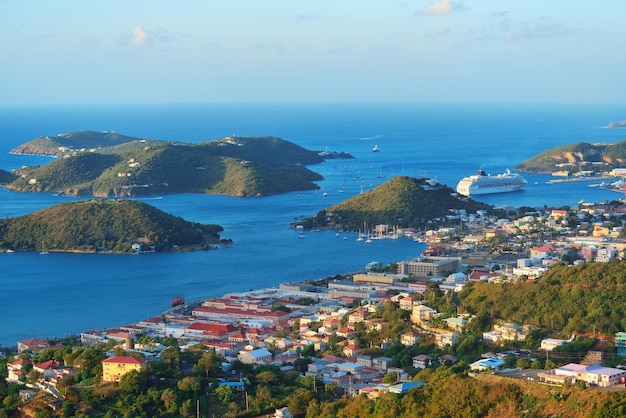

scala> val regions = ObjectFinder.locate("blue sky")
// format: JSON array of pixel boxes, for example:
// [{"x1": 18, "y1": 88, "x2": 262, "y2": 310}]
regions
[{"x1": 2, "y1": 0, "x2": 625, "y2": 105}]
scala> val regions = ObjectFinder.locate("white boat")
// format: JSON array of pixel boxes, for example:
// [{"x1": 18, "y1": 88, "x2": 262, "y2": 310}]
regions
[
  {"x1": 372, "y1": 144, "x2": 380, "y2": 152},
  {"x1": 456, "y1": 169, "x2": 527, "y2": 197}
]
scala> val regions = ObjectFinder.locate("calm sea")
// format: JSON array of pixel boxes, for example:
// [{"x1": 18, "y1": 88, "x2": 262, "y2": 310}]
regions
[{"x1": 1, "y1": 102, "x2": 625, "y2": 347}]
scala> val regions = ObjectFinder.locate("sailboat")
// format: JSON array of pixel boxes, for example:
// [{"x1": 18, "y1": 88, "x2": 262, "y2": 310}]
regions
[{"x1": 40, "y1": 241, "x2": 48, "y2": 255}]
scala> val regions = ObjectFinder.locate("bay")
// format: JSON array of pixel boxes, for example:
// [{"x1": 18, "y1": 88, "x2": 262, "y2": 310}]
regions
[{"x1": 1, "y1": 102, "x2": 625, "y2": 347}]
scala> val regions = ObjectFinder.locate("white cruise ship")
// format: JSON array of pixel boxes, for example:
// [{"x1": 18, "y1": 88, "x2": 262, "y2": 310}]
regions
[{"x1": 456, "y1": 169, "x2": 527, "y2": 197}]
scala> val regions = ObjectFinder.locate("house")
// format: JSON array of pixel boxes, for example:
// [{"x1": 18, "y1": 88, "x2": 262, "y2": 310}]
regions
[
  {"x1": 434, "y1": 332, "x2": 459, "y2": 348},
  {"x1": 343, "y1": 343, "x2": 359, "y2": 357},
  {"x1": 444, "y1": 317, "x2": 467, "y2": 332},
  {"x1": 237, "y1": 347, "x2": 272, "y2": 365},
  {"x1": 6, "y1": 359, "x2": 31, "y2": 383},
  {"x1": 541, "y1": 338, "x2": 568, "y2": 351},
  {"x1": 372, "y1": 356, "x2": 392, "y2": 372},
  {"x1": 439, "y1": 354, "x2": 458, "y2": 365},
  {"x1": 469, "y1": 358, "x2": 505, "y2": 371},
  {"x1": 412, "y1": 354, "x2": 432, "y2": 369},
  {"x1": 387, "y1": 381, "x2": 425, "y2": 394},
  {"x1": 410, "y1": 305, "x2": 437, "y2": 325},
  {"x1": 33, "y1": 360, "x2": 60, "y2": 379},
  {"x1": 401, "y1": 331, "x2": 423, "y2": 346},
  {"x1": 538, "y1": 363, "x2": 626, "y2": 387},
  {"x1": 102, "y1": 356, "x2": 146, "y2": 382},
  {"x1": 398, "y1": 297, "x2": 419, "y2": 311},
  {"x1": 17, "y1": 337, "x2": 52, "y2": 353}
]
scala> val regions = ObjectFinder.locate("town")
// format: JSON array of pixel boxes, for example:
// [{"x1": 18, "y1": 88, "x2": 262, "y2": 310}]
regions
[{"x1": 4, "y1": 198, "x2": 626, "y2": 417}]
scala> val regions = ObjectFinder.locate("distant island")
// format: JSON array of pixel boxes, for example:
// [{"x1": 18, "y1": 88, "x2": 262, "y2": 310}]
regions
[
  {"x1": 298, "y1": 176, "x2": 495, "y2": 230},
  {"x1": 7, "y1": 131, "x2": 353, "y2": 197},
  {"x1": 515, "y1": 138, "x2": 626, "y2": 174},
  {"x1": 606, "y1": 120, "x2": 626, "y2": 128},
  {"x1": 0, "y1": 199, "x2": 228, "y2": 254}
]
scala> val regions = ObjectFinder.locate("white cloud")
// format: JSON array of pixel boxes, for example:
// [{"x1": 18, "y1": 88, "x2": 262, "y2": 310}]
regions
[
  {"x1": 127, "y1": 25, "x2": 179, "y2": 47},
  {"x1": 416, "y1": 0, "x2": 467, "y2": 16},
  {"x1": 131, "y1": 26, "x2": 147, "y2": 46}
]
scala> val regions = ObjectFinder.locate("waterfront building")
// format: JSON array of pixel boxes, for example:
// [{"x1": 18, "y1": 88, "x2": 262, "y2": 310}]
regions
[{"x1": 397, "y1": 256, "x2": 462, "y2": 278}]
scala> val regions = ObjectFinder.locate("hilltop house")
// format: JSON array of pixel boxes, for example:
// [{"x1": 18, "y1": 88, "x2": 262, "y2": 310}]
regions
[{"x1": 102, "y1": 356, "x2": 146, "y2": 382}]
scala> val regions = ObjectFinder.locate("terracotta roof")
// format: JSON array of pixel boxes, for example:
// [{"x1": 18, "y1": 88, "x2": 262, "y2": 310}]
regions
[{"x1": 102, "y1": 356, "x2": 145, "y2": 364}]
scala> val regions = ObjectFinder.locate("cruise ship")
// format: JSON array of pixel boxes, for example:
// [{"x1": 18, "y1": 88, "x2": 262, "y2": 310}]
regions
[{"x1": 456, "y1": 169, "x2": 527, "y2": 197}]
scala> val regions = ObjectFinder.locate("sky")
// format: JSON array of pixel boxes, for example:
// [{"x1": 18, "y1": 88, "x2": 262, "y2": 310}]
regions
[{"x1": 1, "y1": 0, "x2": 625, "y2": 105}]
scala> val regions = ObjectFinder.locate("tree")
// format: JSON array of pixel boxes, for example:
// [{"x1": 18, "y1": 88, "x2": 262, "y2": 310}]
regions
[
  {"x1": 215, "y1": 384, "x2": 235, "y2": 405},
  {"x1": 193, "y1": 350, "x2": 221, "y2": 379},
  {"x1": 177, "y1": 376, "x2": 201, "y2": 393},
  {"x1": 287, "y1": 388, "x2": 315, "y2": 417},
  {"x1": 27, "y1": 369, "x2": 43, "y2": 384}
]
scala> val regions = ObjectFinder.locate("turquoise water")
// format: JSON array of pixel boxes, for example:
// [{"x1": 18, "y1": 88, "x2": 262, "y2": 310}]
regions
[{"x1": 1, "y1": 102, "x2": 625, "y2": 346}]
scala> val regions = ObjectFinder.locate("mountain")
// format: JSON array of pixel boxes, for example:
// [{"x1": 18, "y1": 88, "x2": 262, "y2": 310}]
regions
[
  {"x1": 0, "y1": 199, "x2": 227, "y2": 253},
  {"x1": 7, "y1": 132, "x2": 350, "y2": 197},
  {"x1": 515, "y1": 139, "x2": 626, "y2": 173},
  {"x1": 300, "y1": 176, "x2": 494, "y2": 230}
]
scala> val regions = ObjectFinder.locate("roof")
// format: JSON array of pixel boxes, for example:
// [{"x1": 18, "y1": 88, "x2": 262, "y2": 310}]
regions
[
  {"x1": 388, "y1": 381, "x2": 426, "y2": 393},
  {"x1": 102, "y1": 356, "x2": 146, "y2": 365}
]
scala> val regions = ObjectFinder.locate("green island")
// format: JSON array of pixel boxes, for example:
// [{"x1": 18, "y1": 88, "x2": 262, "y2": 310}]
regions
[
  {"x1": 7, "y1": 131, "x2": 352, "y2": 197},
  {"x1": 515, "y1": 138, "x2": 626, "y2": 174},
  {"x1": 0, "y1": 199, "x2": 227, "y2": 254},
  {"x1": 299, "y1": 176, "x2": 495, "y2": 230}
]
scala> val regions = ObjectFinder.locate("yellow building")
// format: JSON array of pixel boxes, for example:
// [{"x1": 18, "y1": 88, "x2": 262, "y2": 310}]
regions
[{"x1": 102, "y1": 356, "x2": 146, "y2": 382}]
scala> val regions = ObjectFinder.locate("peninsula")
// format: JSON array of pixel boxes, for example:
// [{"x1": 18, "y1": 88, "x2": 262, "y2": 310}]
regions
[
  {"x1": 7, "y1": 131, "x2": 353, "y2": 197},
  {"x1": 515, "y1": 138, "x2": 626, "y2": 174},
  {"x1": 0, "y1": 199, "x2": 227, "y2": 253}
]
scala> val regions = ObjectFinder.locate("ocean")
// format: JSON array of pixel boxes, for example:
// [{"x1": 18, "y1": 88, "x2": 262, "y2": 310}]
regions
[{"x1": 1, "y1": 102, "x2": 625, "y2": 347}]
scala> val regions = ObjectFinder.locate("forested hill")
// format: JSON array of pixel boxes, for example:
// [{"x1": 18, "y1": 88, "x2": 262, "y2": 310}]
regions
[
  {"x1": 7, "y1": 132, "x2": 351, "y2": 197},
  {"x1": 0, "y1": 199, "x2": 226, "y2": 254},
  {"x1": 301, "y1": 176, "x2": 493, "y2": 230},
  {"x1": 459, "y1": 261, "x2": 626, "y2": 338},
  {"x1": 515, "y1": 138, "x2": 626, "y2": 173}
]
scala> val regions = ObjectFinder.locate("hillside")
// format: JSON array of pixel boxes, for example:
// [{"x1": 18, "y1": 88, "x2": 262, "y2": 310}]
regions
[
  {"x1": 301, "y1": 176, "x2": 493, "y2": 230},
  {"x1": 0, "y1": 199, "x2": 227, "y2": 253},
  {"x1": 515, "y1": 139, "x2": 626, "y2": 173},
  {"x1": 458, "y1": 261, "x2": 626, "y2": 338},
  {"x1": 6, "y1": 132, "x2": 346, "y2": 197}
]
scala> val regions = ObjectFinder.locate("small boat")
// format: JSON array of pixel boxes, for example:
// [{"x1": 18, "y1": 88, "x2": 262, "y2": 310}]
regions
[
  {"x1": 298, "y1": 232, "x2": 306, "y2": 239},
  {"x1": 171, "y1": 295, "x2": 185, "y2": 307},
  {"x1": 372, "y1": 144, "x2": 380, "y2": 152}
]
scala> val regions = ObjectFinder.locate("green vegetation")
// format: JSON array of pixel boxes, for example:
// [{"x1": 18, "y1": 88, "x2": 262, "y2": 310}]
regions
[
  {"x1": 301, "y1": 176, "x2": 494, "y2": 230},
  {"x1": 7, "y1": 132, "x2": 348, "y2": 197},
  {"x1": 0, "y1": 199, "x2": 225, "y2": 253},
  {"x1": 458, "y1": 261, "x2": 626, "y2": 337},
  {"x1": 515, "y1": 138, "x2": 626, "y2": 173}
]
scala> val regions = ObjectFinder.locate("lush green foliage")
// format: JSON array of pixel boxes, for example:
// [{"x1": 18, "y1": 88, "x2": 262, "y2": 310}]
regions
[
  {"x1": 0, "y1": 199, "x2": 224, "y2": 252},
  {"x1": 458, "y1": 261, "x2": 626, "y2": 337},
  {"x1": 303, "y1": 176, "x2": 493, "y2": 230},
  {"x1": 8, "y1": 132, "x2": 336, "y2": 197}
]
